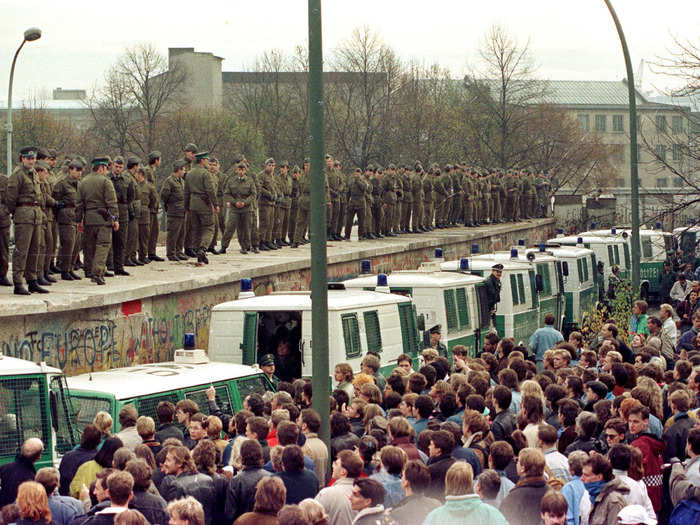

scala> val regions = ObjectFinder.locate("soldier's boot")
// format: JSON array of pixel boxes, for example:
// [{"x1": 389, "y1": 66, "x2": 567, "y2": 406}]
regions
[
  {"x1": 0, "y1": 274, "x2": 12, "y2": 286},
  {"x1": 37, "y1": 275, "x2": 52, "y2": 286},
  {"x1": 28, "y1": 280, "x2": 49, "y2": 294},
  {"x1": 197, "y1": 248, "x2": 209, "y2": 265},
  {"x1": 44, "y1": 271, "x2": 57, "y2": 283},
  {"x1": 252, "y1": 245, "x2": 259, "y2": 253},
  {"x1": 149, "y1": 253, "x2": 165, "y2": 261},
  {"x1": 91, "y1": 275, "x2": 106, "y2": 285},
  {"x1": 61, "y1": 271, "x2": 75, "y2": 281},
  {"x1": 50, "y1": 260, "x2": 61, "y2": 274},
  {"x1": 69, "y1": 271, "x2": 82, "y2": 280},
  {"x1": 14, "y1": 282, "x2": 30, "y2": 295}
]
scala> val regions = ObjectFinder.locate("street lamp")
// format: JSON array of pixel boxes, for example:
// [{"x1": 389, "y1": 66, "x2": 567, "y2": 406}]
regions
[{"x1": 6, "y1": 27, "x2": 42, "y2": 176}]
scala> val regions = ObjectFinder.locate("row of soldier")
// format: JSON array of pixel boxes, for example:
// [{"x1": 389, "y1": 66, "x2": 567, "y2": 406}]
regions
[{"x1": 0, "y1": 145, "x2": 552, "y2": 294}]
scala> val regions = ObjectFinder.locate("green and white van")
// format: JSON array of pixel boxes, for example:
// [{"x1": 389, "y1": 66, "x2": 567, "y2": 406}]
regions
[
  {"x1": 553, "y1": 235, "x2": 629, "y2": 290},
  {"x1": 441, "y1": 255, "x2": 539, "y2": 345},
  {"x1": 208, "y1": 286, "x2": 421, "y2": 379},
  {"x1": 674, "y1": 225, "x2": 700, "y2": 267},
  {"x1": 0, "y1": 354, "x2": 79, "y2": 468},
  {"x1": 66, "y1": 351, "x2": 275, "y2": 432},
  {"x1": 341, "y1": 270, "x2": 490, "y2": 358},
  {"x1": 537, "y1": 245, "x2": 598, "y2": 335}
]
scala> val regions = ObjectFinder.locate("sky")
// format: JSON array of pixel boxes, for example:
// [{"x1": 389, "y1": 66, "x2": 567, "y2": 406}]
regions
[{"x1": 0, "y1": 0, "x2": 698, "y2": 103}]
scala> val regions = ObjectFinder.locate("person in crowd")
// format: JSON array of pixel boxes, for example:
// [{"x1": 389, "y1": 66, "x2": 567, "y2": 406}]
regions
[
  {"x1": 369, "y1": 446, "x2": 405, "y2": 508},
  {"x1": 628, "y1": 405, "x2": 664, "y2": 512},
  {"x1": 155, "y1": 402, "x2": 184, "y2": 444},
  {"x1": 500, "y1": 448, "x2": 552, "y2": 525},
  {"x1": 389, "y1": 460, "x2": 441, "y2": 524},
  {"x1": 529, "y1": 313, "x2": 564, "y2": 371},
  {"x1": 114, "y1": 406, "x2": 142, "y2": 451},
  {"x1": 59, "y1": 426, "x2": 101, "y2": 496},
  {"x1": 14, "y1": 481, "x2": 57, "y2": 525},
  {"x1": 168, "y1": 496, "x2": 205, "y2": 525},
  {"x1": 539, "y1": 491, "x2": 568, "y2": 525},
  {"x1": 225, "y1": 439, "x2": 270, "y2": 522},
  {"x1": 607, "y1": 445, "x2": 655, "y2": 521},
  {"x1": 34, "y1": 468, "x2": 83, "y2": 525},
  {"x1": 0, "y1": 438, "x2": 45, "y2": 507},
  {"x1": 81, "y1": 471, "x2": 135, "y2": 525},
  {"x1": 581, "y1": 453, "x2": 629, "y2": 525},
  {"x1": 69, "y1": 438, "x2": 124, "y2": 500},
  {"x1": 123, "y1": 458, "x2": 168, "y2": 525},
  {"x1": 347, "y1": 479, "x2": 386, "y2": 525},
  {"x1": 274, "y1": 446, "x2": 318, "y2": 505}
]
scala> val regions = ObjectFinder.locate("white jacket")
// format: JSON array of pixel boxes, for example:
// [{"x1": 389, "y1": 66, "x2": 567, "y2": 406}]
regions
[{"x1": 612, "y1": 469, "x2": 655, "y2": 521}]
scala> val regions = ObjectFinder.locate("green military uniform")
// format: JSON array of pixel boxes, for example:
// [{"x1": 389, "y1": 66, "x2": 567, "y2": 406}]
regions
[
  {"x1": 109, "y1": 159, "x2": 133, "y2": 273},
  {"x1": 525, "y1": 172, "x2": 537, "y2": 219},
  {"x1": 399, "y1": 169, "x2": 411, "y2": 232},
  {"x1": 77, "y1": 158, "x2": 118, "y2": 284},
  {"x1": 137, "y1": 176, "x2": 158, "y2": 262},
  {"x1": 331, "y1": 164, "x2": 346, "y2": 240},
  {"x1": 38, "y1": 165, "x2": 56, "y2": 284},
  {"x1": 144, "y1": 152, "x2": 161, "y2": 259},
  {"x1": 221, "y1": 165, "x2": 257, "y2": 253},
  {"x1": 293, "y1": 166, "x2": 311, "y2": 246},
  {"x1": 370, "y1": 170, "x2": 384, "y2": 237},
  {"x1": 160, "y1": 161, "x2": 187, "y2": 260},
  {"x1": 0, "y1": 173, "x2": 11, "y2": 285},
  {"x1": 7, "y1": 149, "x2": 44, "y2": 293},
  {"x1": 206, "y1": 160, "x2": 223, "y2": 252},
  {"x1": 535, "y1": 173, "x2": 550, "y2": 218},
  {"x1": 184, "y1": 153, "x2": 217, "y2": 263},
  {"x1": 273, "y1": 164, "x2": 292, "y2": 246},
  {"x1": 504, "y1": 172, "x2": 517, "y2": 222},
  {"x1": 462, "y1": 170, "x2": 474, "y2": 226},
  {"x1": 361, "y1": 170, "x2": 373, "y2": 238},
  {"x1": 247, "y1": 168, "x2": 261, "y2": 249},
  {"x1": 450, "y1": 166, "x2": 463, "y2": 225},
  {"x1": 257, "y1": 159, "x2": 278, "y2": 250},
  {"x1": 490, "y1": 172, "x2": 502, "y2": 223},
  {"x1": 181, "y1": 144, "x2": 197, "y2": 256},
  {"x1": 422, "y1": 169, "x2": 434, "y2": 230},
  {"x1": 287, "y1": 168, "x2": 300, "y2": 243},
  {"x1": 345, "y1": 169, "x2": 368, "y2": 240},
  {"x1": 410, "y1": 167, "x2": 424, "y2": 232},
  {"x1": 381, "y1": 166, "x2": 398, "y2": 236},
  {"x1": 124, "y1": 159, "x2": 141, "y2": 265},
  {"x1": 53, "y1": 162, "x2": 82, "y2": 278}
]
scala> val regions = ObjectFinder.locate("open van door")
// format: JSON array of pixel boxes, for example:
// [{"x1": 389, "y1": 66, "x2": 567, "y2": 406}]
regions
[{"x1": 241, "y1": 312, "x2": 258, "y2": 365}]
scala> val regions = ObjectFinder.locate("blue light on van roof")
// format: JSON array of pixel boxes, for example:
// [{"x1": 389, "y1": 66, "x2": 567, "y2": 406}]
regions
[
  {"x1": 539, "y1": 244, "x2": 546, "y2": 252},
  {"x1": 510, "y1": 248, "x2": 518, "y2": 258},
  {"x1": 241, "y1": 278, "x2": 252, "y2": 292},
  {"x1": 518, "y1": 239, "x2": 525, "y2": 246},
  {"x1": 377, "y1": 273, "x2": 388, "y2": 287},
  {"x1": 611, "y1": 228, "x2": 616, "y2": 234},
  {"x1": 591, "y1": 222, "x2": 596, "y2": 229},
  {"x1": 460, "y1": 258, "x2": 469, "y2": 270},
  {"x1": 435, "y1": 248, "x2": 443, "y2": 258},
  {"x1": 577, "y1": 237, "x2": 583, "y2": 244},
  {"x1": 656, "y1": 222, "x2": 662, "y2": 230},
  {"x1": 557, "y1": 228, "x2": 563, "y2": 234},
  {"x1": 471, "y1": 244, "x2": 479, "y2": 254},
  {"x1": 361, "y1": 260, "x2": 371, "y2": 274},
  {"x1": 184, "y1": 333, "x2": 195, "y2": 349}
]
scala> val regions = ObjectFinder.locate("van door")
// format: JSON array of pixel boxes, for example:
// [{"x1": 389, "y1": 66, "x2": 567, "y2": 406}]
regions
[
  {"x1": 397, "y1": 302, "x2": 419, "y2": 357},
  {"x1": 528, "y1": 270, "x2": 539, "y2": 309},
  {"x1": 241, "y1": 312, "x2": 258, "y2": 365},
  {"x1": 185, "y1": 384, "x2": 233, "y2": 416},
  {"x1": 49, "y1": 375, "x2": 79, "y2": 454}
]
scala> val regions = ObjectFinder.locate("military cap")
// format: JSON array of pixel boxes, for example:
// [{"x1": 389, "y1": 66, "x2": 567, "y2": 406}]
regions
[
  {"x1": 184, "y1": 143, "x2": 198, "y2": 152},
  {"x1": 148, "y1": 150, "x2": 162, "y2": 162},
  {"x1": 69, "y1": 159, "x2": 84, "y2": 170},
  {"x1": 387, "y1": 163, "x2": 396, "y2": 170},
  {"x1": 292, "y1": 165, "x2": 301, "y2": 173},
  {"x1": 265, "y1": 157, "x2": 275, "y2": 165},
  {"x1": 209, "y1": 157, "x2": 219, "y2": 164},
  {"x1": 36, "y1": 147, "x2": 50, "y2": 160},
  {"x1": 19, "y1": 146, "x2": 37, "y2": 158},
  {"x1": 35, "y1": 160, "x2": 49, "y2": 171},
  {"x1": 195, "y1": 151, "x2": 210, "y2": 160},
  {"x1": 173, "y1": 160, "x2": 187, "y2": 171},
  {"x1": 126, "y1": 155, "x2": 141, "y2": 165},
  {"x1": 354, "y1": 168, "x2": 362, "y2": 174},
  {"x1": 76, "y1": 156, "x2": 88, "y2": 166},
  {"x1": 333, "y1": 160, "x2": 341, "y2": 167},
  {"x1": 113, "y1": 156, "x2": 125, "y2": 165},
  {"x1": 303, "y1": 157, "x2": 310, "y2": 164},
  {"x1": 259, "y1": 353, "x2": 275, "y2": 367},
  {"x1": 105, "y1": 156, "x2": 112, "y2": 164},
  {"x1": 366, "y1": 163, "x2": 375, "y2": 171},
  {"x1": 279, "y1": 160, "x2": 290, "y2": 168},
  {"x1": 62, "y1": 159, "x2": 72, "y2": 168},
  {"x1": 47, "y1": 148, "x2": 57, "y2": 158},
  {"x1": 428, "y1": 324, "x2": 441, "y2": 334},
  {"x1": 235, "y1": 162, "x2": 246, "y2": 170},
  {"x1": 91, "y1": 156, "x2": 110, "y2": 167},
  {"x1": 491, "y1": 263, "x2": 504, "y2": 271},
  {"x1": 325, "y1": 154, "x2": 333, "y2": 160}
]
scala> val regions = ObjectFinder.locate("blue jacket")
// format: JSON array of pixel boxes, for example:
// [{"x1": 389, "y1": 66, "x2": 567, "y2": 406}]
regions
[
  {"x1": 677, "y1": 326, "x2": 698, "y2": 353},
  {"x1": 370, "y1": 470, "x2": 405, "y2": 508},
  {"x1": 529, "y1": 325, "x2": 564, "y2": 361},
  {"x1": 48, "y1": 494, "x2": 84, "y2": 525},
  {"x1": 561, "y1": 476, "x2": 585, "y2": 525}
]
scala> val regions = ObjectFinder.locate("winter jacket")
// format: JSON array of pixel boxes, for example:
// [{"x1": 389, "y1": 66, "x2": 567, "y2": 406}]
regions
[
  {"x1": 558, "y1": 426, "x2": 578, "y2": 455},
  {"x1": 499, "y1": 476, "x2": 552, "y2": 525},
  {"x1": 351, "y1": 505, "x2": 385, "y2": 525},
  {"x1": 630, "y1": 432, "x2": 665, "y2": 511},
  {"x1": 426, "y1": 454, "x2": 456, "y2": 501},
  {"x1": 370, "y1": 470, "x2": 404, "y2": 508},
  {"x1": 58, "y1": 447, "x2": 97, "y2": 496},
  {"x1": 0, "y1": 453, "x2": 37, "y2": 506},
  {"x1": 275, "y1": 469, "x2": 319, "y2": 504},
  {"x1": 69, "y1": 460, "x2": 103, "y2": 499},
  {"x1": 451, "y1": 446, "x2": 483, "y2": 477},
  {"x1": 561, "y1": 476, "x2": 585, "y2": 525},
  {"x1": 491, "y1": 410, "x2": 516, "y2": 442},
  {"x1": 80, "y1": 506, "x2": 131, "y2": 525},
  {"x1": 331, "y1": 432, "x2": 360, "y2": 461},
  {"x1": 155, "y1": 423, "x2": 184, "y2": 444},
  {"x1": 390, "y1": 436, "x2": 421, "y2": 462},
  {"x1": 389, "y1": 493, "x2": 441, "y2": 524},
  {"x1": 47, "y1": 494, "x2": 84, "y2": 525},
  {"x1": 663, "y1": 412, "x2": 695, "y2": 462},
  {"x1": 130, "y1": 489, "x2": 168, "y2": 525},
  {"x1": 423, "y1": 494, "x2": 509, "y2": 525},
  {"x1": 114, "y1": 426, "x2": 142, "y2": 451},
  {"x1": 669, "y1": 460, "x2": 700, "y2": 506},
  {"x1": 159, "y1": 471, "x2": 217, "y2": 525},
  {"x1": 315, "y1": 477, "x2": 356, "y2": 525},
  {"x1": 611, "y1": 469, "x2": 655, "y2": 521},
  {"x1": 588, "y1": 478, "x2": 629, "y2": 525},
  {"x1": 224, "y1": 467, "x2": 270, "y2": 523}
]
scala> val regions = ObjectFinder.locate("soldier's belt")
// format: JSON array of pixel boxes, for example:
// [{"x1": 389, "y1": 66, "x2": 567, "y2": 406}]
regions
[{"x1": 17, "y1": 202, "x2": 40, "y2": 207}]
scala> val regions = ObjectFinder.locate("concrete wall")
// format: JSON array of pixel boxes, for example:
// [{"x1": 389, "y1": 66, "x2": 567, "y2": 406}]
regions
[{"x1": 0, "y1": 220, "x2": 554, "y2": 375}]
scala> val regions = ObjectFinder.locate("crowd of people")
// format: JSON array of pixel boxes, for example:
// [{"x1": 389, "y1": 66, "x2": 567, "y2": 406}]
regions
[
  {"x1": 0, "y1": 145, "x2": 551, "y2": 294},
  {"x1": 4, "y1": 301, "x2": 700, "y2": 525}
]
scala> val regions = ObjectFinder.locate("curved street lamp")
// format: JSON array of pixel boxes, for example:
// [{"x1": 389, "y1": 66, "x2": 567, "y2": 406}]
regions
[{"x1": 6, "y1": 27, "x2": 42, "y2": 176}]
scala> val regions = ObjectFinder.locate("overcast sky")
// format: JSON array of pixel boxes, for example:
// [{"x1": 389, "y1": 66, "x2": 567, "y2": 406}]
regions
[{"x1": 1, "y1": 0, "x2": 697, "y2": 103}]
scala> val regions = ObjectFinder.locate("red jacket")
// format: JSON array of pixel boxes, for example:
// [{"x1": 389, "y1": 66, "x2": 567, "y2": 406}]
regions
[
  {"x1": 391, "y1": 436, "x2": 422, "y2": 461},
  {"x1": 631, "y1": 433, "x2": 665, "y2": 511}
]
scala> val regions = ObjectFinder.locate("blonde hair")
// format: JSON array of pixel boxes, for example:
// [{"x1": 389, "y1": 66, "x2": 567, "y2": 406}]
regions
[
  {"x1": 352, "y1": 373, "x2": 375, "y2": 390},
  {"x1": 93, "y1": 411, "x2": 113, "y2": 436},
  {"x1": 136, "y1": 416, "x2": 155, "y2": 439},
  {"x1": 299, "y1": 498, "x2": 328, "y2": 525},
  {"x1": 445, "y1": 461, "x2": 474, "y2": 496},
  {"x1": 167, "y1": 496, "x2": 204, "y2": 525},
  {"x1": 521, "y1": 379, "x2": 544, "y2": 400}
]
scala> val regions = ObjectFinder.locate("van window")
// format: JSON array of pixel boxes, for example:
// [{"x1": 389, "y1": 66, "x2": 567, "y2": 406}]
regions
[
  {"x1": 577, "y1": 259, "x2": 584, "y2": 284},
  {"x1": 641, "y1": 238, "x2": 652, "y2": 258},
  {"x1": 613, "y1": 245, "x2": 620, "y2": 265},
  {"x1": 237, "y1": 375, "x2": 273, "y2": 401},
  {"x1": 363, "y1": 310, "x2": 382, "y2": 352},
  {"x1": 623, "y1": 243, "x2": 630, "y2": 267},
  {"x1": 186, "y1": 386, "x2": 232, "y2": 416},
  {"x1": 0, "y1": 375, "x2": 49, "y2": 456},
  {"x1": 456, "y1": 288, "x2": 470, "y2": 329},
  {"x1": 241, "y1": 312, "x2": 258, "y2": 365},
  {"x1": 443, "y1": 289, "x2": 459, "y2": 333},
  {"x1": 607, "y1": 245, "x2": 614, "y2": 265},
  {"x1": 50, "y1": 376, "x2": 79, "y2": 454},
  {"x1": 476, "y1": 285, "x2": 491, "y2": 328},
  {"x1": 582, "y1": 258, "x2": 589, "y2": 282},
  {"x1": 341, "y1": 313, "x2": 362, "y2": 358},
  {"x1": 398, "y1": 302, "x2": 419, "y2": 356},
  {"x1": 537, "y1": 264, "x2": 552, "y2": 296},
  {"x1": 72, "y1": 396, "x2": 111, "y2": 431},
  {"x1": 510, "y1": 274, "x2": 519, "y2": 305},
  {"x1": 517, "y1": 274, "x2": 526, "y2": 304},
  {"x1": 136, "y1": 393, "x2": 180, "y2": 423}
]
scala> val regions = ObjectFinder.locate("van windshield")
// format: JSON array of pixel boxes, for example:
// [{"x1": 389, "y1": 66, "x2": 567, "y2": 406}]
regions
[
  {"x1": 237, "y1": 375, "x2": 274, "y2": 401},
  {"x1": 0, "y1": 375, "x2": 49, "y2": 458}
]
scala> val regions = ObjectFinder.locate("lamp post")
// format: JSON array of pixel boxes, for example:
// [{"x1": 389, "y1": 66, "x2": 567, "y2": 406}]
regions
[
  {"x1": 602, "y1": 1, "x2": 640, "y2": 292},
  {"x1": 6, "y1": 27, "x2": 41, "y2": 176}
]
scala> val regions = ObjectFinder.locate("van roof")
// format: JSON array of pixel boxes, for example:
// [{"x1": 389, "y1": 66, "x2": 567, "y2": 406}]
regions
[
  {"x1": 343, "y1": 271, "x2": 483, "y2": 289},
  {"x1": 478, "y1": 251, "x2": 557, "y2": 264},
  {"x1": 441, "y1": 258, "x2": 531, "y2": 272},
  {"x1": 538, "y1": 246, "x2": 594, "y2": 258},
  {"x1": 674, "y1": 226, "x2": 700, "y2": 234},
  {"x1": 0, "y1": 354, "x2": 62, "y2": 376},
  {"x1": 555, "y1": 235, "x2": 622, "y2": 245},
  {"x1": 66, "y1": 361, "x2": 266, "y2": 399},
  {"x1": 583, "y1": 229, "x2": 671, "y2": 237},
  {"x1": 212, "y1": 289, "x2": 411, "y2": 312}
]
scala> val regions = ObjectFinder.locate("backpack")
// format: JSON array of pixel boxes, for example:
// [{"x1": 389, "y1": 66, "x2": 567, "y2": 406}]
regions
[{"x1": 669, "y1": 499, "x2": 700, "y2": 525}]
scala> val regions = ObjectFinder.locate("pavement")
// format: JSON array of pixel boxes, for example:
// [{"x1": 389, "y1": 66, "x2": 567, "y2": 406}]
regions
[{"x1": 0, "y1": 218, "x2": 553, "y2": 316}]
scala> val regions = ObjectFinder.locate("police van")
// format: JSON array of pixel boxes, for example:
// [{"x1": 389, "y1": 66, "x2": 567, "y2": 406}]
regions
[
  {"x1": 341, "y1": 268, "x2": 490, "y2": 359},
  {"x1": 585, "y1": 227, "x2": 673, "y2": 300},
  {"x1": 674, "y1": 225, "x2": 700, "y2": 267},
  {"x1": 0, "y1": 354, "x2": 79, "y2": 468},
  {"x1": 66, "y1": 350, "x2": 275, "y2": 432},
  {"x1": 551, "y1": 234, "x2": 628, "y2": 291},
  {"x1": 207, "y1": 281, "x2": 421, "y2": 379},
  {"x1": 441, "y1": 254, "x2": 539, "y2": 345},
  {"x1": 536, "y1": 245, "x2": 598, "y2": 335}
]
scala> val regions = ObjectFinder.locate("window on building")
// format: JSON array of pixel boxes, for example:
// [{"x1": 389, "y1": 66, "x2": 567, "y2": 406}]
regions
[
  {"x1": 613, "y1": 145, "x2": 625, "y2": 163},
  {"x1": 616, "y1": 177, "x2": 625, "y2": 187},
  {"x1": 656, "y1": 178, "x2": 668, "y2": 188},
  {"x1": 672, "y1": 115, "x2": 683, "y2": 134},
  {"x1": 673, "y1": 143, "x2": 683, "y2": 162},
  {"x1": 655, "y1": 144, "x2": 667, "y2": 162},
  {"x1": 673, "y1": 177, "x2": 683, "y2": 188},
  {"x1": 578, "y1": 114, "x2": 590, "y2": 132},
  {"x1": 595, "y1": 115, "x2": 606, "y2": 132},
  {"x1": 613, "y1": 115, "x2": 624, "y2": 132},
  {"x1": 656, "y1": 115, "x2": 667, "y2": 132}
]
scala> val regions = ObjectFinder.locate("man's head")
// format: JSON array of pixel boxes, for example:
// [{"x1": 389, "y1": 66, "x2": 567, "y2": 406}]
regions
[
  {"x1": 401, "y1": 460, "x2": 430, "y2": 495},
  {"x1": 517, "y1": 448, "x2": 546, "y2": 478},
  {"x1": 540, "y1": 491, "x2": 568, "y2": 525},
  {"x1": 106, "y1": 470, "x2": 134, "y2": 507},
  {"x1": 350, "y1": 479, "x2": 385, "y2": 511},
  {"x1": 332, "y1": 449, "x2": 363, "y2": 480},
  {"x1": 168, "y1": 497, "x2": 205, "y2": 525},
  {"x1": 34, "y1": 467, "x2": 60, "y2": 497},
  {"x1": 163, "y1": 446, "x2": 194, "y2": 476},
  {"x1": 246, "y1": 416, "x2": 270, "y2": 441},
  {"x1": 188, "y1": 413, "x2": 207, "y2": 441},
  {"x1": 445, "y1": 461, "x2": 474, "y2": 496},
  {"x1": 428, "y1": 430, "x2": 454, "y2": 458},
  {"x1": 21, "y1": 438, "x2": 44, "y2": 463},
  {"x1": 582, "y1": 453, "x2": 613, "y2": 483},
  {"x1": 259, "y1": 353, "x2": 276, "y2": 377},
  {"x1": 628, "y1": 405, "x2": 650, "y2": 435},
  {"x1": 491, "y1": 264, "x2": 504, "y2": 279}
]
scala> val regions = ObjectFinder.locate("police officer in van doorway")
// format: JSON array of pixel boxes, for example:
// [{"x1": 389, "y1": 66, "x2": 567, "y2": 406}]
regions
[
  {"x1": 425, "y1": 324, "x2": 447, "y2": 358},
  {"x1": 259, "y1": 353, "x2": 280, "y2": 388}
]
